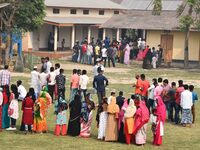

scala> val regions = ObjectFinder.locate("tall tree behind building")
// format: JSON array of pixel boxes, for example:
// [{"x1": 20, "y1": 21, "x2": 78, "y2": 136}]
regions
[{"x1": 152, "y1": 0, "x2": 200, "y2": 68}]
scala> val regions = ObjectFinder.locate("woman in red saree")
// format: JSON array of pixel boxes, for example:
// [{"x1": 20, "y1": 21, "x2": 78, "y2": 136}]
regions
[
  {"x1": 133, "y1": 95, "x2": 149, "y2": 145},
  {"x1": 152, "y1": 95, "x2": 166, "y2": 146}
]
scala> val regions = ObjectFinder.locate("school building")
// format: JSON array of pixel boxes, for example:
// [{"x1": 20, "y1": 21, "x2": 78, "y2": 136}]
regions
[{"x1": 22, "y1": 0, "x2": 124, "y2": 52}]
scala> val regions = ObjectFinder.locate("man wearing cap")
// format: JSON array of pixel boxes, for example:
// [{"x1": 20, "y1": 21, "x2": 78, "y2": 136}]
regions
[
  {"x1": 93, "y1": 67, "x2": 108, "y2": 105},
  {"x1": 31, "y1": 66, "x2": 40, "y2": 97}
]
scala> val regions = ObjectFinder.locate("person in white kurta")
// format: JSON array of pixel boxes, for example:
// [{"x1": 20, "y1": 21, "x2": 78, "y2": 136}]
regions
[{"x1": 31, "y1": 66, "x2": 40, "y2": 97}]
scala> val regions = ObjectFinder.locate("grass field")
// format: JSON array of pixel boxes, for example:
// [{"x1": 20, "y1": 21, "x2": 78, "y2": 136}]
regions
[{"x1": 0, "y1": 61, "x2": 200, "y2": 150}]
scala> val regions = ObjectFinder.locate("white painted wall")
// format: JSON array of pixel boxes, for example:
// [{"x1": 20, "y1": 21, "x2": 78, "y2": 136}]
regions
[
  {"x1": 28, "y1": 32, "x2": 33, "y2": 49},
  {"x1": 75, "y1": 26, "x2": 83, "y2": 43},
  {"x1": 46, "y1": 7, "x2": 120, "y2": 18},
  {"x1": 57, "y1": 27, "x2": 71, "y2": 48},
  {"x1": 32, "y1": 30, "x2": 39, "y2": 51},
  {"x1": 106, "y1": 29, "x2": 114, "y2": 41},
  {"x1": 39, "y1": 24, "x2": 53, "y2": 49},
  {"x1": 91, "y1": 27, "x2": 99, "y2": 41}
]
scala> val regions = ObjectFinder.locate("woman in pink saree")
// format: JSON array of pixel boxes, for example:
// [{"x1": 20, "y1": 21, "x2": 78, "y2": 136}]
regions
[
  {"x1": 133, "y1": 95, "x2": 150, "y2": 145},
  {"x1": 152, "y1": 95, "x2": 166, "y2": 146},
  {"x1": 124, "y1": 43, "x2": 131, "y2": 65},
  {"x1": 80, "y1": 93, "x2": 95, "y2": 138}
]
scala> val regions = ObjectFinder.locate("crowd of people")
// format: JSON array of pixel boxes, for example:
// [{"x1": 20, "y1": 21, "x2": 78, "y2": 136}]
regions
[
  {"x1": 0, "y1": 56, "x2": 198, "y2": 147},
  {"x1": 72, "y1": 37, "x2": 163, "y2": 69}
]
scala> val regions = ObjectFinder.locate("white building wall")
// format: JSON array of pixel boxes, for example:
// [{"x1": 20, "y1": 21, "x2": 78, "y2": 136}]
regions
[
  {"x1": 106, "y1": 29, "x2": 114, "y2": 41},
  {"x1": 91, "y1": 27, "x2": 99, "y2": 41},
  {"x1": 57, "y1": 27, "x2": 71, "y2": 48},
  {"x1": 75, "y1": 26, "x2": 83, "y2": 43},
  {"x1": 46, "y1": 7, "x2": 119, "y2": 18},
  {"x1": 28, "y1": 32, "x2": 33, "y2": 50},
  {"x1": 39, "y1": 24, "x2": 52, "y2": 49},
  {"x1": 32, "y1": 30, "x2": 39, "y2": 51}
]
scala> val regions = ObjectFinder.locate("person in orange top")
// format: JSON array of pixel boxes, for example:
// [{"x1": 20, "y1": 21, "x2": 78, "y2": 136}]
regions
[
  {"x1": 70, "y1": 69, "x2": 80, "y2": 102},
  {"x1": 140, "y1": 74, "x2": 150, "y2": 98},
  {"x1": 133, "y1": 75, "x2": 143, "y2": 95}
]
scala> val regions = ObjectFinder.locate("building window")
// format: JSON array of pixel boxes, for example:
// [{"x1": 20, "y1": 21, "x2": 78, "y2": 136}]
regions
[
  {"x1": 114, "y1": 10, "x2": 119, "y2": 14},
  {"x1": 99, "y1": 10, "x2": 105, "y2": 15},
  {"x1": 70, "y1": 9, "x2": 77, "y2": 14},
  {"x1": 83, "y1": 9, "x2": 89, "y2": 15},
  {"x1": 53, "y1": 8, "x2": 60, "y2": 14}
]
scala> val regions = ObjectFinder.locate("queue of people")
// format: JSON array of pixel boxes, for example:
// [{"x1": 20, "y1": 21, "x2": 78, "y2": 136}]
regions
[
  {"x1": 0, "y1": 60, "x2": 198, "y2": 147},
  {"x1": 72, "y1": 37, "x2": 163, "y2": 71}
]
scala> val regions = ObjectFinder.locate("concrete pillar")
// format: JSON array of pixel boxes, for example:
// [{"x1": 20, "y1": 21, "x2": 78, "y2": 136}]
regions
[
  {"x1": 88, "y1": 26, "x2": 91, "y2": 43},
  {"x1": 116, "y1": 28, "x2": 120, "y2": 42},
  {"x1": 103, "y1": 28, "x2": 106, "y2": 40},
  {"x1": 71, "y1": 26, "x2": 75, "y2": 49},
  {"x1": 54, "y1": 26, "x2": 58, "y2": 51},
  {"x1": 143, "y1": 29, "x2": 146, "y2": 40}
]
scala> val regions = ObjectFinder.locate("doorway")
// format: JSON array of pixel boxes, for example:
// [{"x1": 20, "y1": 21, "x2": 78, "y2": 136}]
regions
[{"x1": 161, "y1": 34, "x2": 173, "y2": 63}]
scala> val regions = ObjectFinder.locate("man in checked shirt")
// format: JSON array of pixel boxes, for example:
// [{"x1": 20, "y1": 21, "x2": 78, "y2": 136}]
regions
[{"x1": 0, "y1": 65, "x2": 11, "y2": 88}]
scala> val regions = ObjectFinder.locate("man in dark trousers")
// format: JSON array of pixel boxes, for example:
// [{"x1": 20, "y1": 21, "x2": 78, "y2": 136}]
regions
[
  {"x1": 93, "y1": 67, "x2": 108, "y2": 105},
  {"x1": 55, "y1": 69, "x2": 66, "y2": 99},
  {"x1": 107, "y1": 45, "x2": 115, "y2": 67}
]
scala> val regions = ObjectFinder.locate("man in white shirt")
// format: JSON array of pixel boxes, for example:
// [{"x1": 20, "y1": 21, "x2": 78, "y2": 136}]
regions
[
  {"x1": 93, "y1": 58, "x2": 105, "y2": 77},
  {"x1": 87, "y1": 43, "x2": 93, "y2": 65},
  {"x1": 180, "y1": 84, "x2": 193, "y2": 127},
  {"x1": 46, "y1": 57, "x2": 52, "y2": 73},
  {"x1": 54, "y1": 63, "x2": 60, "y2": 76},
  {"x1": 93, "y1": 58, "x2": 101, "y2": 77},
  {"x1": 79, "y1": 70, "x2": 89, "y2": 100},
  {"x1": 17, "y1": 80, "x2": 27, "y2": 101},
  {"x1": 31, "y1": 66, "x2": 40, "y2": 97},
  {"x1": 39, "y1": 68, "x2": 48, "y2": 91},
  {"x1": 48, "y1": 67, "x2": 56, "y2": 102},
  {"x1": 101, "y1": 45, "x2": 107, "y2": 67}
]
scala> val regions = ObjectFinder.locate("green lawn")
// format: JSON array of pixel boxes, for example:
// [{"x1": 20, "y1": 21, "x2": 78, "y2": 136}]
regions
[{"x1": 0, "y1": 61, "x2": 200, "y2": 150}]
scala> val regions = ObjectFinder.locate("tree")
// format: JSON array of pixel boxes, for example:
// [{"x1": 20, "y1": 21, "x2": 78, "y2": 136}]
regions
[
  {"x1": 153, "y1": 0, "x2": 200, "y2": 68},
  {"x1": 0, "y1": 0, "x2": 45, "y2": 71}
]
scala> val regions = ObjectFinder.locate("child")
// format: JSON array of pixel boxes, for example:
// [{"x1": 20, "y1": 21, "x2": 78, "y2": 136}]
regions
[
  {"x1": 54, "y1": 96, "x2": 68, "y2": 136},
  {"x1": 22, "y1": 91, "x2": 34, "y2": 134},
  {"x1": 0, "y1": 87, "x2": 3, "y2": 131},
  {"x1": 20, "y1": 88, "x2": 36, "y2": 132},
  {"x1": 189, "y1": 85, "x2": 198, "y2": 124},
  {"x1": 96, "y1": 97, "x2": 108, "y2": 140},
  {"x1": 7, "y1": 84, "x2": 19, "y2": 130}
]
